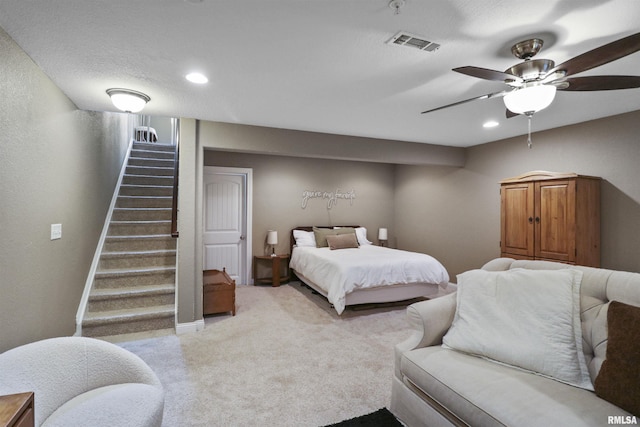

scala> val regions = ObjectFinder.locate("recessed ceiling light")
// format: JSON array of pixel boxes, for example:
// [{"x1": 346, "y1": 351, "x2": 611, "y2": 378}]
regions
[
  {"x1": 186, "y1": 72, "x2": 208, "y2": 84},
  {"x1": 483, "y1": 120, "x2": 499, "y2": 128}
]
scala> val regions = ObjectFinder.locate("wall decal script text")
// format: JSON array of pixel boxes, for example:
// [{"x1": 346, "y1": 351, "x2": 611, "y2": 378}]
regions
[{"x1": 301, "y1": 189, "x2": 356, "y2": 209}]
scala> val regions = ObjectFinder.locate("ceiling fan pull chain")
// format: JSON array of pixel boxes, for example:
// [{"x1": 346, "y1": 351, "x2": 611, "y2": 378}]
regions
[{"x1": 527, "y1": 113, "x2": 533, "y2": 149}]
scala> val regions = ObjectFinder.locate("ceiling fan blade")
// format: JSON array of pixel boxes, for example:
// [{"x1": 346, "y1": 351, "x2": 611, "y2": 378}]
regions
[
  {"x1": 453, "y1": 66, "x2": 523, "y2": 84},
  {"x1": 421, "y1": 90, "x2": 508, "y2": 114},
  {"x1": 557, "y1": 75, "x2": 640, "y2": 91},
  {"x1": 550, "y1": 32, "x2": 640, "y2": 77}
]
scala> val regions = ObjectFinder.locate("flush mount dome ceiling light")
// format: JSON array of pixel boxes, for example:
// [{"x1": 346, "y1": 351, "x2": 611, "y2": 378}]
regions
[{"x1": 106, "y1": 88, "x2": 150, "y2": 113}]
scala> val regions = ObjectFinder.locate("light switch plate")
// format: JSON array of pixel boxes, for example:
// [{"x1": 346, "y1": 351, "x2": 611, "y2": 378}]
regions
[{"x1": 51, "y1": 223, "x2": 62, "y2": 240}]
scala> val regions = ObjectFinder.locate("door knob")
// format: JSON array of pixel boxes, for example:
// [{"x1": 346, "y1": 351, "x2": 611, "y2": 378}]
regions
[{"x1": 240, "y1": 235, "x2": 245, "y2": 240}]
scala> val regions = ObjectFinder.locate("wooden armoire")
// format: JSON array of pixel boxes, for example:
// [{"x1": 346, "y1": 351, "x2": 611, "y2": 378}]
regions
[{"x1": 500, "y1": 171, "x2": 601, "y2": 267}]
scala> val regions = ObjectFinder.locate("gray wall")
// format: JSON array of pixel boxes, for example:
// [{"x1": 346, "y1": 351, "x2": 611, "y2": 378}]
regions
[
  {"x1": 174, "y1": 120, "x2": 432, "y2": 325},
  {"x1": 4, "y1": 19, "x2": 640, "y2": 342},
  {"x1": 147, "y1": 115, "x2": 173, "y2": 144},
  {"x1": 204, "y1": 151, "x2": 396, "y2": 257},
  {"x1": 195, "y1": 110, "x2": 640, "y2": 294},
  {"x1": 197, "y1": 120, "x2": 464, "y2": 167},
  {"x1": 395, "y1": 110, "x2": 640, "y2": 279},
  {"x1": 0, "y1": 27, "x2": 130, "y2": 353}
]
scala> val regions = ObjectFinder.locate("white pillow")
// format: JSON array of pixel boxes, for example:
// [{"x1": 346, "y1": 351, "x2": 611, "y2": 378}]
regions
[
  {"x1": 355, "y1": 227, "x2": 373, "y2": 245},
  {"x1": 293, "y1": 230, "x2": 316, "y2": 247},
  {"x1": 442, "y1": 268, "x2": 592, "y2": 390}
]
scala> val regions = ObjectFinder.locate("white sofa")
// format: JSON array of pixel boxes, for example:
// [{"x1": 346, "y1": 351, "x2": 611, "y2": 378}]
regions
[
  {"x1": 0, "y1": 337, "x2": 164, "y2": 427},
  {"x1": 390, "y1": 258, "x2": 640, "y2": 427}
]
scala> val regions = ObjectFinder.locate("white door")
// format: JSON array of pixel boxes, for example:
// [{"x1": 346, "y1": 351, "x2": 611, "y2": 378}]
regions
[{"x1": 203, "y1": 169, "x2": 250, "y2": 284}]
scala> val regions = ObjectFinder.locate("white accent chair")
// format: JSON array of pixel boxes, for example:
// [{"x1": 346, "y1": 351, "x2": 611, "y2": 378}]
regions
[{"x1": 0, "y1": 337, "x2": 164, "y2": 427}]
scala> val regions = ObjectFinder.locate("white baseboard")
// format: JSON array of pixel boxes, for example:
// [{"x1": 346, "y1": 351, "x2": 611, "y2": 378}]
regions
[{"x1": 176, "y1": 319, "x2": 205, "y2": 335}]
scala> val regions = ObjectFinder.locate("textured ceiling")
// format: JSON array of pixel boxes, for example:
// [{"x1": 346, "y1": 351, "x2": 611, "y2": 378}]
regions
[{"x1": 1, "y1": 0, "x2": 639, "y2": 147}]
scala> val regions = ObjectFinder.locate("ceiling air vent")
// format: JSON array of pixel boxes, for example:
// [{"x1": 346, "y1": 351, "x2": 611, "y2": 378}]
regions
[{"x1": 387, "y1": 31, "x2": 440, "y2": 52}]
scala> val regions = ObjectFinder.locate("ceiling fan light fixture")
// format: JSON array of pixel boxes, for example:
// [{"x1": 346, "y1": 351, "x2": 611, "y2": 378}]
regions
[
  {"x1": 106, "y1": 88, "x2": 150, "y2": 113},
  {"x1": 503, "y1": 84, "x2": 556, "y2": 115}
]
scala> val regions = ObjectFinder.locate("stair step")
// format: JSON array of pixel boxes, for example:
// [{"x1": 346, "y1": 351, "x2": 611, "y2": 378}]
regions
[
  {"x1": 116, "y1": 195, "x2": 172, "y2": 208},
  {"x1": 82, "y1": 305, "x2": 175, "y2": 337},
  {"x1": 99, "y1": 249, "x2": 176, "y2": 269},
  {"x1": 119, "y1": 184, "x2": 173, "y2": 197},
  {"x1": 122, "y1": 174, "x2": 174, "y2": 186},
  {"x1": 88, "y1": 284, "x2": 175, "y2": 311},
  {"x1": 94, "y1": 266, "x2": 176, "y2": 288},
  {"x1": 133, "y1": 142, "x2": 175, "y2": 152},
  {"x1": 104, "y1": 235, "x2": 176, "y2": 251},
  {"x1": 126, "y1": 165, "x2": 174, "y2": 177},
  {"x1": 128, "y1": 157, "x2": 175, "y2": 168},
  {"x1": 112, "y1": 207, "x2": 172, "y2": 221},
  {"x1": 131, "y1": 149, "x2": 175, "y2": 160},
  {"x1": 108, "y1": 220, "x2": 171, "y2": 236}
]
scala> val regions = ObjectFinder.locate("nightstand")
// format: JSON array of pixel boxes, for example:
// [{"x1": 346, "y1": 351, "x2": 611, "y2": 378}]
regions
[
  {"x1": 253, "y1": 254, "x2": 290, "y2": 287},
  {"x1": 0, "y1": 392, "x2": 34, "y2": 427}
]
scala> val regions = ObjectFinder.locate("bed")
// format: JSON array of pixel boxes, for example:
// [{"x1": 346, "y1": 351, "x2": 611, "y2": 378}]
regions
[{"x1": 289, "y1": 226, "x2": 450, "y2": 314}]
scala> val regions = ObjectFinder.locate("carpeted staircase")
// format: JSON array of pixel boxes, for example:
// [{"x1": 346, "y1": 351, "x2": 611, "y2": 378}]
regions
[{"x1": 82, "y1": 142, "x2": 177, "y2": 338}]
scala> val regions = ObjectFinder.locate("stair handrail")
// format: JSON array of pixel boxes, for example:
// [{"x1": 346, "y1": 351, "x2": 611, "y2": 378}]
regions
[{"x1": 171, "y1": 123, "x2": 180, "y2": 238}]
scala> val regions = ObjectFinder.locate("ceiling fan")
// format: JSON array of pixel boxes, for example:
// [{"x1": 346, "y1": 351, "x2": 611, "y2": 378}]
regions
[{"x1": 421, "y1": 32, "x2": 640, "y2": 146}]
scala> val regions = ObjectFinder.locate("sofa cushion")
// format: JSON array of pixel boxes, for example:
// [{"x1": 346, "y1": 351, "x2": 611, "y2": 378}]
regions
[
  {"x1": 442, "y1": 268, "x2": 592, "y2": 390},
  {"x1": 594, "y1": 301, "x2": 640, "y2": 416},
  {"x1": 508, "y1": 260, "x2": 640, "y2": 383},
  {"x1": 400, "y1": 346, "x2": 632, "y2": 427},
  {"x1": 42, "y1": 383, "x2": 164, "y2": 427}
]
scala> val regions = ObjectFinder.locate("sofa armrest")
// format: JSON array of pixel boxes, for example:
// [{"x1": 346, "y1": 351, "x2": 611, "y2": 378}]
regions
[
  {"x1": 394, "y1": 292, "x2": 457, "y2": 379},
  {"x1": 406, "y1": 292, "x2": 457, "y2": 348}
]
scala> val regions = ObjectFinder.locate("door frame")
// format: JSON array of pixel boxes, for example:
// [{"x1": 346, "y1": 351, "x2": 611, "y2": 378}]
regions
[{"x1": 203, "y1": 166, "x2": 253, "y2": 285}]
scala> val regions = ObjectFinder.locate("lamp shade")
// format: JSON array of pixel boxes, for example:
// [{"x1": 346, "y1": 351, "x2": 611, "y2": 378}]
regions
[
  {"x1": 378, "y1": 228, "x2": 388, "y2": 240},
  {"x1": 106, "y1": 88, "x2": 150, "y2": 113},
  {"x1": 267, "y1": 230, "x2": 278, "y2": 245},
  {"x1": 503, "y1": 84, "x2": 556, "y2": 115}
]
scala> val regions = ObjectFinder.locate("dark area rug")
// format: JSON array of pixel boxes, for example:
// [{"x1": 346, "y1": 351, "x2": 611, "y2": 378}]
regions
[{"x1": 323, "y1": 408, "x2": 403, "y2": 426}]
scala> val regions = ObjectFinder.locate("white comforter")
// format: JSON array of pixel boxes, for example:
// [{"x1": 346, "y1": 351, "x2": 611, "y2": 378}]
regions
[{"x1": 289, "y1": 245, "x2": 449, "y2": 314}]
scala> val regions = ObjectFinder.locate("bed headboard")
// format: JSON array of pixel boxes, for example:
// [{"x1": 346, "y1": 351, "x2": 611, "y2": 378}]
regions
[{"x1": 290, "y1": 226, "x2": 360, "y2": 253}]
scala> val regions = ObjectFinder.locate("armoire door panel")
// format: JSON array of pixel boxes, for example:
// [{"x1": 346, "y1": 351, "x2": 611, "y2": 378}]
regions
[
  {"x1": 535, "y1": 180, "x2": 576, "y2": 262},
  {"x1": 501, "y1": 183, "x2": 534, "y2": 257}
]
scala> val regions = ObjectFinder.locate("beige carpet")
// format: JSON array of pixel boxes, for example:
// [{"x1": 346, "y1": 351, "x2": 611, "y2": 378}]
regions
[{"x1": 118, "y1": 282, "x2": 413, "y2": 427}]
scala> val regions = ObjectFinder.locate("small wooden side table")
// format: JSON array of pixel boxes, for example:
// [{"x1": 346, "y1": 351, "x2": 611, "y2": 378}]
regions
[
  {"x1": 0, "y1": 392, "x2": 34, "y2": 427},
  {"x1": 253, "y1": 254, "x2": 290, "y2": 287}
]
